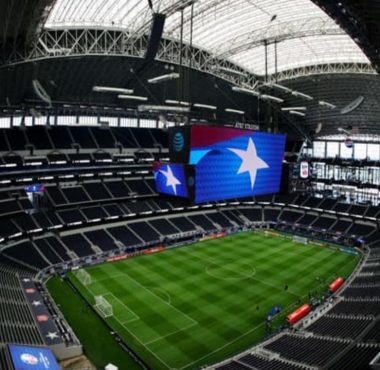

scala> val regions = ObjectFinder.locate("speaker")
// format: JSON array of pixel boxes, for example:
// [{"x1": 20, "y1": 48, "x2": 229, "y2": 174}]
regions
[
  {"x1": 145, "y1": 13, "x2": 166, "y2": 61},
  {"x1": 285, "y1": 140, "x2": 303, "y2": 154},
  {"x1": 280, "y1": 163, "x2": 292, "y2": 194}
]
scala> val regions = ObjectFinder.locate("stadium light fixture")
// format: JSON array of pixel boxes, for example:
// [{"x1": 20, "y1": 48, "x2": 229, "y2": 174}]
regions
[
  {"x1": 193, "y1": 103, "x2": 217, "y2": 110},
  {"x1": 290, "y1": 110, "x2": 306, "y2": 117},
  {"x1": 341, "y1": 96, "x2": 364, "y2": 114},
  {"x1": 281, "y1": 107, "x2": 307, "y2": 111},
  {"x1": 118, "y1": 95, "x2": 148, "y2": 101},
  {"x1": 261, "y1": 95, "x2": 284, "y2": 103},
  {"x1": 319, "y1": 100, "x2": 336, "y2": 109},
  {"x1": 264, "y1": 83, "x2": 292, "y2": 94},
  {"x1": 291, "y1": 91, "x2": 314, "y2": 101},
  {"x1": 225, "y1": 108, "x2": 245, "y2": 115},
  {"x1": 337, "y1": 127, "x2": 351, "y2": 135},
  {"x1": 32, "y1": 80, "x2": 52, "y2": 107},
  {"x1": 232, "y1": 86, "x2": 261, "y2": 97},
  {"x1": 148, "y1": 73, "x2": 180, "y2": 84},
  {"x1": 138, "y1": 105, "x2": 190, "y2": 113},
  {"x1": 165, "y1": 99, "x2": 190, "y2": 106},
  {"x1": 93, "y1": 86, "x2": 134, "y2": 94},
  {"x1": 212, "y1": 66, "x2": 246, "y2": 77}
]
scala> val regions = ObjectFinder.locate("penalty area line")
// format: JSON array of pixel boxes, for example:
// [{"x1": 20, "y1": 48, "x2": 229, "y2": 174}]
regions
[
  {"x1": 143, "y1": 321, "x2": 198, "y2": 346},
  {"x1": 81, "y1": 278, "x2": 173, "y2": 370},
  {"x1": 123, "y1": 273, "x2": 199, "y2": 326},
  {"x1": 102, "y1": 292, "x2": 140, "y2": 324},
  {"x1": 115, "y1": 311, "x2": 174, "y2": 370}
]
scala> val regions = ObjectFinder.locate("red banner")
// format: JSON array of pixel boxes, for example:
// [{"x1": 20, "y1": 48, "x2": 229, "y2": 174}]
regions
[
  {"x1": 200, "y1": 232, "x2": 226, "y2": 242},
  {"x1": 107, "y1": 254, "x2": 131, "y2": 263},
  {"x1": 143, "y1": 246, "x2": 166, "y2": 255}
]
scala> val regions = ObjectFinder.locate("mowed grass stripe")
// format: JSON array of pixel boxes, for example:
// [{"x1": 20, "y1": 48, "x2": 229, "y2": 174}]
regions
[
  {"x1": 103, "y1": 293, "x2": 139, "y2": 323},
  {"x1": 89, "y1": 264, "x2": 197, "y2": 345},
  {"x1": 67, "y1": 231, "x2": 360, "y2": 370}
]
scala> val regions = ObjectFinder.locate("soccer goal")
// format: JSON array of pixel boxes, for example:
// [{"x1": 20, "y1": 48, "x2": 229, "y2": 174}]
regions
[
  {"x1": 95, "y1": 295, "x2": 113, "y2": 318},
  {"x1": 75, "y1": 269, "x2": 91, "y2": 286},
  {"x1": 293, "y1": 235, "x2": 308, "y2": 245}
]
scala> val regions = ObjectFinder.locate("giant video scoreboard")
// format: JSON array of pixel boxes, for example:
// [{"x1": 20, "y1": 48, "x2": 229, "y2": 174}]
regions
[{"x1": 154, "y1": 125, "x2": 286, "y2": 203}]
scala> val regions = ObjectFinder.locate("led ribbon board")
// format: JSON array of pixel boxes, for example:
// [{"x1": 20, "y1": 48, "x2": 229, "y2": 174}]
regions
[
  {"x1": 8, "y1": 344, "x2": 60, "y2": 370},
  {"x1": 153, "y1": 162, "x2": 189, "y2": 198},
  {"x1": 189, "y1": 126, "x2": 286, "y2": 203}
]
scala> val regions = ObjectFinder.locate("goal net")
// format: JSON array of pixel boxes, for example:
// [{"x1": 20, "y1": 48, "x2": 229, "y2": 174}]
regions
[
  {"x1": 95, "y1": 295, "x2": 113, "y2": 318},
  {"x1": 293, "y1": 235, "x2": 308, "y2": 245},
  {"x1": 75, "y1": 269, "x2": 91, "y2": 286}
]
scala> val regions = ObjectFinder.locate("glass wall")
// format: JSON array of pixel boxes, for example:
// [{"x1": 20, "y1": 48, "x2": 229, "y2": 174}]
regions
[
  {"x1": 307, "y1": 140, "x2": 380, "y2": 204},
  {"x1": 326, "y1": 141, "x2": 339, "y2": 158},
  {"x1": 312, "y1": 140, "x2": 380, "y2": 161},
  {"x1": 311, "y1": 164, "x2": 380, "y2": 185},
  {"x1": 0, "y1": 115, "x2": 159, "y2": 128},
  {"x1": 312, "y1": 141, "x2": 325, "y2": 158},
  {"x1": 354, "y1": 143, "x2": 367, "y2": 160},
  {"x1": 367, "y1": 144, "x2": 380, "y2": 161},
  {"x1": 340, "y1": 142, "x2": 353, "y2": 159}
]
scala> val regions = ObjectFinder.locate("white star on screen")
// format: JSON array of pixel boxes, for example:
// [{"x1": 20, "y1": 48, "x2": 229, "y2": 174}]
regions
[
  {"x1": 160, "y1": 165, "x2": 181, "y2": 195},
  {"x1": 46, "y1": 332, "x2": 59, "y2": 340},
  {"x1": 32, "y1": 300, "x2": 42, "y2": 306},
  {"x1": 228, "y1": 137, "x2": 269, "y2": 190}
]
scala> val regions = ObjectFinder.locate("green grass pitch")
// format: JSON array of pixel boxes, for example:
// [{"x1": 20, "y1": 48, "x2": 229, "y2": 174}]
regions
[{"x1": 48, "y1": 231, "x2": 360, "y2": 370}]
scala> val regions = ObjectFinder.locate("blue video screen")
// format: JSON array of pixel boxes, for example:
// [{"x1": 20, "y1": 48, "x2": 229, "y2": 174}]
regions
[
  {"x1": 153, "y1": 162, "x2": 189, "y2": 198},
  {"x1": 192, "y1": 130, "x2": 286, "y2": 203},
  {"x1": 8, "y1": 344, "x2": 60, "y2": 370}
]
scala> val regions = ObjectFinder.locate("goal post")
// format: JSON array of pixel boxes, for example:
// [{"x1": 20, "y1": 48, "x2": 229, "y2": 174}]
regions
[
  {"x1": 95, "y1": 295, "x2": 113, "y2": 318},
  {"x1": 293, "y1": 235, "x2": 308, "y2": 245},
  {"x1": 74, "y1": 269, "x2": 91, "y2": 286}
]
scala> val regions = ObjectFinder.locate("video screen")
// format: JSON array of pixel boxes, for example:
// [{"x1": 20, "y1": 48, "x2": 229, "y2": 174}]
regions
[
  {"x1": 190, "y1": 128, "x2": 286, "y2": 203},
  {"x1": 8, "y1": 344, "x2": 60, "y2": 370},
  {"x1": 300, "y1": 161, "x2": 309, "y2": 179},
  {"x1": 153, "y1": 162, "x2": 189, "y2": 198}
]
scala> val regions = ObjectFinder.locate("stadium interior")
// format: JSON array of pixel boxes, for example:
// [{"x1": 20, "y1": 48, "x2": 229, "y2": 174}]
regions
[{"x1": 0, "y1": 0, "x2": 379, "y2": 369}]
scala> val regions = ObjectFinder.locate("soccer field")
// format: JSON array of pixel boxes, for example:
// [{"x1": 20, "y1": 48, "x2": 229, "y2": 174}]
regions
[{"x1": 56, "y1": 231, "x2": 360, "y2": 370}]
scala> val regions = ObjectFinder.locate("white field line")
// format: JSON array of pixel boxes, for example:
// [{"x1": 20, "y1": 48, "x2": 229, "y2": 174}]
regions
[
  {"x1": 123, "y1": 273, "x2": 199, "y2": 326},
  {"x1": 270, "y1": 247, "x2": 332, "y2": 262},
  {"x1": 186, "y1": 249, "x2": 300, "y2": 298},
  {"x1": 151, "y1": 287, "x2": 172, "y2": 305},
  {"x1": 205, "y1": 265, "x2": 257, "y2": 280},
  {"x1": 90, "y1": 272, "x2": 130, "y2": 284},
  {"x1": 86, "y1": 272, "x2": 140, "y2": 322},
  {"x1": 116, "y1": 307, "x2": 173, "y2": 370},
  {"x1": 88, "y1": 270, "x2": 200, "y2": 359},
  {"x1": 179, "y1": 321, "x2": 265, "y2": 370},
  {"x1": 179, "y1": 297, "x2": 300, "y2": 370},
  {"x1": 102, "y1": 292, "x2": 140, "y2": 324},
  {"x1": 116, "y1": 285, "x2": 197, "y2": 347},
  {"x1": 77, "y1": 243, "x2": 300, "y2": 370},
  {"x1": 144, "y1": 321, "x2": 198, "y2": 346},
  {"x1": 82, "y1": 278, "x2": 173, "y2": 370}
]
